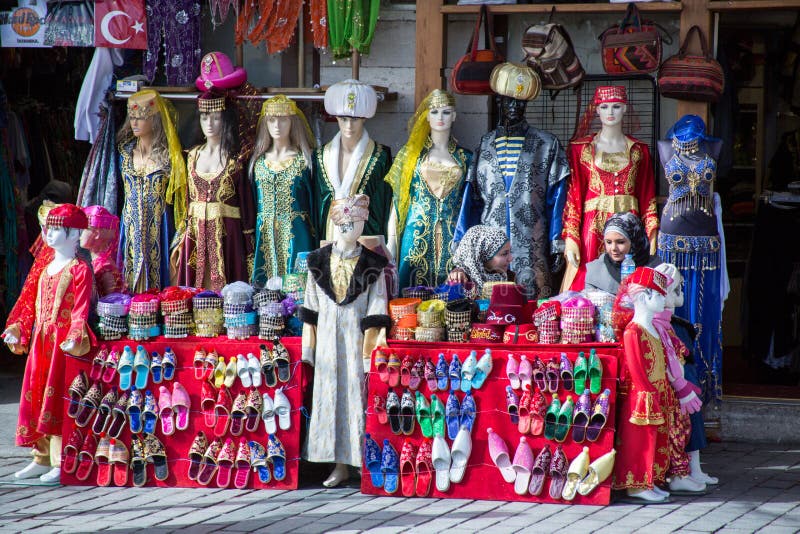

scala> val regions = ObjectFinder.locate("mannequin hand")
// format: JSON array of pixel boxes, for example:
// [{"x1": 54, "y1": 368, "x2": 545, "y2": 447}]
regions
[
  {"x1": 448, "y1": 268, "x2": 468, "y2": 285},
  {"x1": 550, "y1": 253, "x2": 565, "y2": 274},
  {"x1": 679, "y1": 390, "x2": 702, "y2": 414},
  {"x1": 2, "y1": 329, "x2": 18, "y2": 346},
  {"x1": 649, "y1": 234, "x2": 657, "y2": 255},
  {"x1": 564, "y1": 239, "x2": 580, "y2": 268},
  {"x1": 60, "y1": 339, "x2": 77, "y2": 353}
]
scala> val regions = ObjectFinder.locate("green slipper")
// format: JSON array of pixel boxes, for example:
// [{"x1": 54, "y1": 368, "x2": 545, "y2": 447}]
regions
[
  {"x1": 415, "y1": 392, "x2": 433, "y2": 438},
  {"x1": 554, "y1": 395, "x2": 574, "y2": 443},
  {"x1": 588, "y1": 349, "x2": 603, "y2": 395},
  {"x1": 573, "y1": 352, "x2": 587, "y2": 394},
  {"x1": 431, "y1": 394, "x2": 445, "y2": 437},
  {"x1": 543, "y1": 394, "x2": 561, "y2": 441}
]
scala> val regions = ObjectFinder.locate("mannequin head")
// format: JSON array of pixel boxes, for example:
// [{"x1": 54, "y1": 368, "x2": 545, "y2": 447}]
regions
[
  {"x1": 47, "y1": 226, "x2": 81, "y2": 257},
  {"x1": 596, "y1": 101, "x2": 627, "y2": 128},
  {"x1": 330, "y1": 194, "x2": 369, "y2": 250},
  {"x1": 427, "y1": 89, "x2": 458, "y2": 134},
  {"x1": 333, "y1": 220, "x2": 365, "y2": 249},
  {"x1": 200, "y1": 111, "x2": 224, "y2": 140},
  {"x1": 117, "y1": 90, "x2": 170, "y2": 167},
  {"x1": 336, "y1": 116, "x2": 366, "y2": 142},
  {"x1": 489, "y1": 63, "x2": 539, "y2": 131},
  {"x1": 250, "y1": 95, "x2": 315, "y2": 175},
  {"x1": 631, "y1": 286, "x2": 666, "y2": 315},
  {"x1": 197, "y1": 92, "x2": 240, "y2": 158},
  {"x1": 655, "y1": 263, "x2": 684, "y2": 309},
  {"x1": 496, "y1": 96, "x2": 528, "y2": 128},
  {"x1": 80, "y1": 206, "x2": 120, "y2": 258}
]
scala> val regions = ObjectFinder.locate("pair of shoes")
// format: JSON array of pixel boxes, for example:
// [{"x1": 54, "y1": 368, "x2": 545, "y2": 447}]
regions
[
  {"x1": 560, "y1": 447, "x2": 616, "y2": 499},
  {"x1": 431, "y1": 353, "x2": 464, "y2": 392},
  {"x1": 13, "y1": 460, "x2": 52, "y2": 480},
  {"x1": 573, "y1": 350, "x2": 603, "y2": 394},
  {"x1": 259, "y1": 341, "x2": 292, "y2": 386},
  {"x1": 248, "y1": 435, "x2": 286, "y2": 483},
  {"x1": 90, "y1": 348, "x2": 122, "y2": 384},
  {"x1": 445, "y1": 390, "x2": 477, "y2": 439},
  {"x1": 396, "y1": 438, "x2": 436, "y2": 497},
  {"x1": 572, "y1": 388, "x2": 610, "y2": 443},
  {"x1": 382, "y1": 389, "x2": 415, "y2": 436},
  {"x1": 543, "y1": 394, "x2": 575, "y2": 442},
  {"x1": 156, "y1": 381, "x2": 191, "y2": 436},
  {"x1": 236, "y1": 353, "x2": 262, "y2": 388},
  {"x1": 262, "y1": 388, "x2": 291, "y2": 434},
  {"x1": 516, "y1": 385, "x2": 547, "y2": 435},
  {"x1": 74, "y1": 381, "x2": 103, "y2": 428},
  {"x1": 460, "y1": 350, "x2": 493, "y2": 392},
  {"x1": 430, "y1": 426, "x2": 472, "y2": 492},
  {"x1": 414, "y1": 391, "x2": 445, "y2": 438},
  {"x1": 91, "y1": 387, "x2": 119, "y2": 435},
  {"x1": 193, "y1": 347, "x2": 218, "y2": 380},
  {"x1": 94, "y1": 433, "x2": 129, "y2": 487}
]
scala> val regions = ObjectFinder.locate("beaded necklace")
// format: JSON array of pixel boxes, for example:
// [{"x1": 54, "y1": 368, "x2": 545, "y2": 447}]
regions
[{"x1": 672, "y1": 137, "x2": 700, "y2": 156}]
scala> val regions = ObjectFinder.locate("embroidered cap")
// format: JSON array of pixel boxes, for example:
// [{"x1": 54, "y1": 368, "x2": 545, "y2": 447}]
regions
[
  {"x1": 329, "y1": 194, "x2": 370, "y2": 225},
  {"x1": 593, "y1": 86, "x2": 627, "y2": 105},
  {"x1": 627, "y1": 266, "x2": 668, "y2": 296},
  {"x1": 82, "y1": 205, "x2": 119, "y2": 230},
  {"x1": 127, "y1": 90, "x2": 160, "y2": 120},
  {"x1": 195, "y1": 51, "x2": 247, "y2": 91},
  {"x1": 46, "y1": 204, "x2": 88, "y2": 230},
  {"x1": 489, "y1": 62, "x2": 541, "y2": 101},
  {"x1": 427, "y1": 89, "x2": 456, "y2": 110},
  {"x1": 261, "y1": 95, "x2": 297, "y2": 117},
  {"x1": 324, "y1": 79, "x2": 377, "y2": 119},
  {"x1": 197, "y1": 91, "x2": 226, "y2": 113}
]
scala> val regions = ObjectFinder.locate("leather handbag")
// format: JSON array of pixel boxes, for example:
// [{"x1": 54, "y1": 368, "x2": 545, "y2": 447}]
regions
[
  {"x1": 450, "y1": 5, "x2": 504, "y2": 95},
  {"x1": 522, "y1": 11, "x2": 584, "y2": 90},
  {"x1": 599, "y1": 2, "x2": 664, "y2": 75},
  {"x1": 658, "y1": 25, "x2": 725, "y2": 103}
]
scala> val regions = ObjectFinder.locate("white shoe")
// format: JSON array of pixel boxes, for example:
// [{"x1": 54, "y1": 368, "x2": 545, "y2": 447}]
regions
[
  {"x1": 247, "y1": 353, "x2": 262, "y2": 388},
  {"x1": 14, "y1": 461, "x2": 51, "y2": 480},
  {"x1": 691, "y1": 471, "x2": 719, "y2": 485},
  {"x1": 627, "y1": 488, "x2": 670, "y2": 502},
  {"x1": 39, "y1": 467, "x2": 61, "y2": 484},
  {"x1": 669, "y1": 475, "x2": 706, "y2": 493},
  {"x1": 652, "y1": 485, "x2": 670, "y2": 497},
  {"x1": 273, "y1": 387, "x2": 291, "y2": 431},
  {"x1": 262, "y1": 392, "x2": 276, "y2": 434},
  {"x1": 236, "y1": 354, "x2": 251, "y2": 388}
]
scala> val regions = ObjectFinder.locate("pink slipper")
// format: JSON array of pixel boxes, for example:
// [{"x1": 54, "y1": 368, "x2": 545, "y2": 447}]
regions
[
  {"x1": 487, "y1": 427, "x2": 515, "y2": 483},
  {"x1": 172, "y1": 382, "x2": 191, "y2": 431},
  {"x1": 511, "y1": 436, "x2": 534, "y2": 496},
  {"x1": 102, "y1": 348, "x2": 120, "y2": 384},
  {"x1": 215, "y1": 438, "x2": 236, "y2": 488},
  {"x1": 158, "y1": 386, "x2": 174, "y2": 436},
  {"x1": 506, "y1": 354, "x2": 520, "y2": 390},
  {"x1": 518, "y1": 355, "x2": 533, "y2": 391},
  {"x1": 233, "y1": 439, "x2": 251, "y2": 490}
]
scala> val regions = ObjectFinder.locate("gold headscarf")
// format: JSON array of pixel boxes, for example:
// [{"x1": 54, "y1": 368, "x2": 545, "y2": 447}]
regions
[
  {"x1": 258, "y1": 95, "x2": 316, "y2": 147},
  {"x1": 385, "y1": 89, "x2": 456, "y2": 231}
]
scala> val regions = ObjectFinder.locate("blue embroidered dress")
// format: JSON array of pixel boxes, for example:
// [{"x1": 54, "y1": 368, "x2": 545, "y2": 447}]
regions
[{"x1": 397, "y1": 140, "x2": 471, "y2": 288}]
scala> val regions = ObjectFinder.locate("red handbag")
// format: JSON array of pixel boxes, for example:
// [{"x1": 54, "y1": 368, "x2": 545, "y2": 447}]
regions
[
  {"x1": 599, "y1": 2, "x2": 665, "y2": 75},
  {"x1": 450, "y1": 5, "x2": 505, "y2": 95},
  {"x1": 658, "y1": 25, "x2": 725, "y2": 103}
]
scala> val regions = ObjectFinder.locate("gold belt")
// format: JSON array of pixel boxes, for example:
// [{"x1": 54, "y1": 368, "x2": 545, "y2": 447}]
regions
[
  {"x1": 583, "y1": 194, "x2": 638, "y2": 214},
  {"x1": 189, "y1": 202, "x2": 241, "y2": 220}
]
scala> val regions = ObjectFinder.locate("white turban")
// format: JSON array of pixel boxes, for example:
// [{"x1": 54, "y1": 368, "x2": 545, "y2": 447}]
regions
[{"x1": 324, "y1": 79, "x2": 377, "y2": 119}]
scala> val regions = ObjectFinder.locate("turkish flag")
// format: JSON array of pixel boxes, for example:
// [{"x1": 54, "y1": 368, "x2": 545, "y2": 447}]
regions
[{"x1": 94, "y1": 0, "x2": 147, "y2": 49}]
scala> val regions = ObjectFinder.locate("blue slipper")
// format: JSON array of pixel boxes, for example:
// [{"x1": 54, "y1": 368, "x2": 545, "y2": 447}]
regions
[
  {"x1": 142, "y1": 390, "x2": 157, "y2": 434},
  {"x1": 381, "y1": 439, "x2": 399, "y2": 494},
  {"x1": 460, "y1": 391, "x2": 476, "y2": 432},
  {"x1": 118, "y1": 346, "x2": 134, "y2": 391},
  {"x1": 435, "y1": 354, "x2": 448, "y2": 392},
  {"x1": 248, "y1": 441, "x2": 271, "y2": 483},
  {"x1": 460, "y1": 351, "x2": 478, "y2": 393},
  {"x1": 448, "y1": 354, "x2": 462, "y2": 392},
  {"x1": 150, "y1": 352, "x2": 163, "y2": 384},
  {"x1": 472, "y1": 349, "x2": 493, "y2": 390},
  {"x1": 162, "y1": 347, "x2": 176, "y2": 381},
  {"x1": 364, "y1": 433, "x2": 383, "y2": 488},
  {"x1": 133, "y1": 345, "x2": 150, "y2": 390},
  {"x1": 446, "y1": 390, "x2": 461, "y2": 441},
  {"x1": 268, "y1": 434, "x2": 286, "y2": 481}
]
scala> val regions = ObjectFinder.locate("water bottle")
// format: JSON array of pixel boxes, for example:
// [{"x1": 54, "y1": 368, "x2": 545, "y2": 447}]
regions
[{"x1": 621, "y1": 254, "x2": 635, "y2": 282}]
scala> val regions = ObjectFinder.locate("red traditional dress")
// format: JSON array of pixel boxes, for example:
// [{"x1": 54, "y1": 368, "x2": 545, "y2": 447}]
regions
[
  {"x1": 562, "y1": 134, "x2": 658, "y2": 290},
  {"x1": 5, "y1": 258, "x2": 95, "y2": 446}
]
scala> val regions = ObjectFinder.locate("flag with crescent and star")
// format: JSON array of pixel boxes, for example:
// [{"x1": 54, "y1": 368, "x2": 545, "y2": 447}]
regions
[{"x1": 94, "y1": 0, "x2": 146, "y2": 49}]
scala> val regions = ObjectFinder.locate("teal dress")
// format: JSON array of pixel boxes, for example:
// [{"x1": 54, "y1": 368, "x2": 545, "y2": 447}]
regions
[
  {"x1": 251, "y1": 153, "x2": 316, "y2": 287},
  {"x1": 397, "y1": 140, "x2": 471, "y2": 288}
]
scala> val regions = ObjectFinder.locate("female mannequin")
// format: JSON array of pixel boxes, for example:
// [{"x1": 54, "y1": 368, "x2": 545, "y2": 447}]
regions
[
  {"x1": 562, "y1": 86, "x2": 658, "y2": 291},
  {"x1": 117, "y1": 89, "x2": 186, "y2": 292},
  {"x1": 657, "y1": 115, "x2": 725, "y2": 406},
  {"x1": 172, "y1": 91, "x2": 255, "y2": 291},
  {"x1": 313, "y1": 80, "x2": 392, "y2": 241},
  {"x1": 250, "y1": 95, "x2": 317, "y2": 286},
  {"x1": 81, "y1": 205, "x2": 123, "y2": 296},
  {"x1": 386, "y1": 89, "x2": 471, "y2": 288},
  {"x1": 2, "y1": 204, "x2": 95, "y2": 484},
  {"x1": 298, "y1": 195, "x2": 391, "y2": 488}
]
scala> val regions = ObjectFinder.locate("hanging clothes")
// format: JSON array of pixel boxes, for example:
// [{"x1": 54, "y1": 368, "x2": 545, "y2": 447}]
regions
[
  {"x1": 74, "y1": 47, "x2": 124, "y2": 144},
  {"x1": 144, "y1": 0, "x2": 202, "y2": 86},
  {"x1": 76, "y1": 105, "x2": 120, "y2": 215}
]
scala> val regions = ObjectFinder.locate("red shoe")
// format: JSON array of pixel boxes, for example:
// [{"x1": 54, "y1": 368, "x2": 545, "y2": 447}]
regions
[
  {"x1": 415, "y1": 438, "x2": 433, "y2": 497},
  {"x1": 201, "y1": 381, "x2": 217, "y2": 428},
  {"x1": 215, "y1": 438, "x2": 237, "y2": 488},
  {"x1": 399, "y1": 439, "x2": 417, "y2": 498},
  {"x1": 518, "y1": 384, "x2": 532, "y2": 434},
  {"x1": 74, "y1": 433, "x2": 98, "y2": 482},
  {"x1": 214, "y1": 386, "x2": 233, "y2": 437},
  {"x1": 400, "y1": 354, "x2": 414, "y2": 387},
  {"x1": 61, "y1": 427, "x2": 83, "y2": 475}
]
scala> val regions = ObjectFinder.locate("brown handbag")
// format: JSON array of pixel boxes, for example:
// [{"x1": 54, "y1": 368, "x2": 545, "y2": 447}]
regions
[
  {"x1": 523, "y1": 10, "x2": 584, "y2": 91},
  {"x1": 658, "y1": 25, "x2": 725, "y2": 103},
  {"x1": 450, "y1": 5, "x2": 505, "y2": 96},
  {"x1": 599, "y1": 2, "x2": 665, "y2": 75}
]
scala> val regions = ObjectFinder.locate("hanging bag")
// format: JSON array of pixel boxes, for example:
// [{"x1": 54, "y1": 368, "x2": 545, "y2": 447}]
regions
[
  {"x1": 658, "y1": 25, "x2": 725, "y2": 103},
  {"x1": 450, "y1": 5, "x2": 505, "y2": 95},
  {"x1": 522, "y1": 9, "x2": 584, "y2": 90},
  {"x1": 599, "y1": 2, "x2": 665, "y2": 75}
]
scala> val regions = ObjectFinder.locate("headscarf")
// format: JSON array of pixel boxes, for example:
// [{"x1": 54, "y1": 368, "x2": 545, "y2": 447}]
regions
[
  {"x1": 572, "y1": 85, "x2": 639, "y2": 141},
  {"x1": 452, "y1": 225, "x2": 509, "y2": 293},
  {"x1": 603, "y1": 211, "x2": 650, "y2": 264}
]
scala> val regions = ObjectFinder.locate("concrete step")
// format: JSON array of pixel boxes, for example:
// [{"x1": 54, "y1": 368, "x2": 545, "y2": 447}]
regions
[{"x1": 720, "y1": 395, "x2": 800, "y2": 444}]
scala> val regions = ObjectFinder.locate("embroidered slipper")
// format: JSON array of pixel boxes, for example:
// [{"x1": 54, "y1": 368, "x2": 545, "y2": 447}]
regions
[
  {"x1": 213, "y1": 356, "x2": 226, "y2": 389},
  {"x1": 133, "y1": 345, "x2": 150, "y2": 390},
  {"x1": 449, "y1": 425, "x2": 472, "y2": 484},
  {"x1": 374, "y1": 348, "x2": 390, "y2": 383},
  {"x1": 400, "y1": 354, "x2": 414, "y2": 388},
  {"x1": 259, "y1": 345, "x2": 277, "y2": 388},
  {"x1": 532, "y1": 356, "x2": 547, "y2": 392},
  {"x1": 201, "y1": 381, "x2": 217, "y2": 428},
  {"x1": 506, "y1": 353, "x2": 521, "y2": 390},
  {"x1": 262, "y1": 391, "x2": 277, "y2": 434},
  {"x1": 364, "y1": 433, "x2": 383, "y2": 488},
  {"x1": 571, "y1": 389, "x2": 592, "y2": 443},
  {"x1": 487, "y1": 427, "x2": 515, "y2": 483},
  {"x1": 506, "y1": 386, "x2": 520, "y2": 425},
  {"x1": 573, "y1": 352, "x2": 587, "y2": 393},
  {"x1": 386, "y1": 389, "x2": 401, "y2": 435},
  {"x1": 414, "y1": 391, "x2": 432, "y2": 438},
  {"x1": 424, "y1": 358, "x2": 438, "y2": 392},
  {"x1": 236, "y1": 354, "x2": 251, "y2": 388},
  {"x1": 380, "y1": 439, "x2": 399, "y2": 494},
  {"x1": 215, "y1": 438, "x2": 236, "y2": 488},
  {"x1": 248, "y1": 440, "x2": 270, "y2": 484},
  {"x1": 107, "y1": 390, "x2": 129, "y2": 439},
  {"x1": 562, "y1": 446, "x2": 590, "y2": 501},
  {"x1": 409, "y1": 358, "x2": 424, "y2": 391},
  {"x1": 102, "y1": 348, "x2": 120, "y2": 384},
  {"x1": 511, "y1": 436, "x2": 534, "y2": 496},
  {"x1": 588, "y1": 349, "x2": 603, "y2": 394},
  {"x1": 434, "y1": 353, "x2": 448, "y2": 391},
  {"x1": 109, "y1": 438, "x2": 129, "y2": 487},
  {"x1": 246, "y1": 352, "x2": 262, "y2": 388},
  {"x1": 560, "y1": 353, "x2": 574, "y2": 392},
  {"x1": 214, "y1": 385, "x2": 233, "y2": 437},
  {"x1": 229, "y1": 391, "x2": 248, "y2": 437},
  {"x1": 171, "y1": 382, "x2": 190, "y2": 432},
  {"x1": 75, "y1": 381, "x2": 103, "y2": 428},
  {"x1": 529, "y1": 388, "x2": 546, "y2": 437},
  {"x1": 245, "y1": 388, "x2": 263, "y2": 433},
  {"x1": 545, "y1": 356, "x2": 560, "y2": 393},
  {"x1": 158, "y1": 386, "x2": 174, "y2": 436},
  {"x1": 543, "y1": 394, "x2": 561, "y2": 441},
  {"x1": 150, "y1": 351, "x2": 163, "y2": 385},
  {"x1": 548, "y1": 445, "x2": 568, "y2": 500},
  {"x1": 399, "y1": 439, "x2": 417, "y2": 498},
  {"x1": 193, "y1": 346, "x2": 208, "y2": 380},
  {"x1": 578, "y1": 449, "x2": 616, "y2": 496},
  {"x1": 448, "y1": 354, "x2": 462, "y2": 392},
  {"x1": 91, "y1": 387, "x2": 118, "y2": 435},
  {"x1": 197, "y1": 438, "x2": 223, "y2": 486},
  {"x1": 187, "y1": 431, "x2": 208, "y2": 481},
  {"x1": 430, "y1": 394, "x2": 446, "y2": 438},
  {"x1": 144, "y1": 434, "x2": 169, "y2": 482},
  {"x1": 233, "y1": 439, "x2": 251, "y2": 490},
  {"x1": 267, "y1": 434, "x2": 287, "y2": 482},
  {"x1": 415, "y1": 438, "x2": 434, "y2": 497},
  {"x1": 517, "y1": 384, "x2": 532, "y2": 434},
  {"x1": 94, "y1": 434, "x2": 112, "y2": 487},
  {"x1": 130, "y1": 436, "x2": 147, "y2": 488},
  {"x1": 273, "y1": 387, "x2": 292, "y2": 431},
  {"x1": 74, "y1": 433, "x2": 98, "y2": 482},
  {"x1": 223, "y1": 357, "x2": 238, "y2": 388},
  {"x1": 555, "y1": 395, "x2": 574, "y2": 443},
  {"x1": 586, "y1": 388, "x2": 611, "y2": 443},
  {"x1": 460, "y1": 351, "x2": 478, "y2": 393},
  {"x1": 162, "y1": 347, "x2": 177, "y2": 381},
  {"x1": 460, "y1": 391, "x2": 476, "y2": 432},
  {"x1": 90, "y1": 349, "x2": 107, "y2": 382},
  {"x1": 117, "y1": 346, "x2": 134, "y2": 391},
  {"x1": 445, "y1": 390, "x2": 460, "y2": 440},
  {"x1": 431, "y1": 434, "x2": 450, "y2": 493},
  {"x1": 518, "y1": 354, "x2": 533, "y2": 391},
  {"x1": 529, "y1": 444, "x2": 551, "y2": 496},
  {"x1": 387, "y1": 351, "x2": 402, "y2": 388},
  {"x1": 273, "y1": 339, "x2": 291, "y2": 383},
  {"x1": 472, "y1": 350, "x2": 493, "y2": 390},
  {"x1": 400, "y1": 389, "x2": 415, "y2": 436},
  {"x1": 142, "y1": 389, "x2": 158, "y2": 435},
  {"x1": 61, "y1": 427, "x2": 83, "y2": 475},
  {"x1": 67, "y1": 371, "x2": 88, "y2": 418},
  {"x1": 373, "y1": 394, "x2": 388, "y2": 425}
]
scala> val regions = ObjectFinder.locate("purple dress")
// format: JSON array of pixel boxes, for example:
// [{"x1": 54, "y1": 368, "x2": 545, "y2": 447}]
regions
[{"x1": 144, "y1": 0, "x2": 202, "y2": 86}]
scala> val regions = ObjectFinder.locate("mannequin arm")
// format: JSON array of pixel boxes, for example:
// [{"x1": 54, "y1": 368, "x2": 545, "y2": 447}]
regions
[
  {"x1": 63, "y1": 263, "x2": 95, "y2": 357},
  {"x1": 298, "y1": 273, "x2": 321, "y2": 366},
  {"x1": 649, "y1": 234, "x2": 657, "y2": 256},
  {"x1": 2, "y1": 325, "x2": 27, "y2": 355},
  {"x1": 386, "y1": 205, "x2": 398, "y2": 261},
  {"x1": 564, "y1": 238, "x2": 580, "y2": 268}
]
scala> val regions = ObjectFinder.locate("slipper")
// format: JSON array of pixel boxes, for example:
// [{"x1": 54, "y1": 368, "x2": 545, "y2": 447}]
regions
[
  {"x1": 460, "y1": 351, "x2": 477, "y2": 393},
  {"x1": 460, "y1": 391, "x2": 476, "y2": 432},
  {"x1": 555, "y1": 395, "x2": 574, "y2": 443},
  {"x1": 229, "y1": 391, "x2": 248, "y2": 437},
  {"x1": 586, "y1": 389, "x2": 611, "y2": 442},
  {"x1": 560, "y1": 353, "x2": 574, "y2": 392},
  {"x1": 448, "y1": 354, "x2": 462, "y2": 392},
  {"x1": 388, "y1": 352, "x2": 402, "y2": 388},
  {"x1": 267, "y1": 434, "x2": 287, "y2": 482},
  {"x1": 247, "y1": 353, "x2": 262, "y2": 388},
  {"x1": 102, "y1": 348, "x2": 120, "y2": 384},
  {"x1": 262, "y1": 391, "x2": 277, "y2": 435},
  {"x1": 67, "y1": 371, "x2": 88, "y2": 418},
  {"x1": 233, "y1": 440, "x2": 252, "y2": 490},
  {"x1": 142, "y1": 390, "x2": 158, "y2": 435},
  {"x1": 588, "y1": 349, "x2": 603, "y2": 394},
  {"x1": 545, "y1": 356, "x2": 560, "y2": 393},
  {"x1": 506, "y1": 353, "x2": 521, "y2": 390},
  {"x1": 415, "y1": 439, "x2": 434, "y2": 497},
  {"x1": 91, "y1": 387, "x2": 118, "y2": 435},
  {"x1": 572, "y1": 389, "x2": 592, "y2": 443},
  {"x1": 548, "y1": 445, "x2": 568, "y2": 500},
  {"x1": 373, "y1": 394, "x2": 388, "y2": 425},
  {"x1": 511, "y1": 436, "x2": 533, "y2": 495},
  {"x1": 434, "y1": 353, "x2": 448, "y2": 391},
  {"x1": 445, "y1": 390, "x2": 460, "y2": 440},
  {"x1": 399, "y1": 389, "x2": 415, "y2": 436},
  {"x1": 197, "y1": 438, "x2": 223, "y2": 486},
  {"x1": 573, "y1": 352, "x2": 587, "y2": 393},
  {"x1": 144, "y1": 434, "x2": 169, "y2": 482},
  {"x1": 117, "y1": 346, "x2": 134, "y2": 391},
  {"x1": 130, "y1": 436, "x2": 147, "y2": 487},
  {"x1": 162, "y1": 347, "x2": 177, "y2": 381},
  {"x1": 215, "y1": 438, "x2": 236, "y2": 488},
  {"x1": 415, "y1": 391, "x2": 432, "y2": 438},
  {"x1": 107, "y1": 390, "x2": 129, "y2": 439},
  {"x1": 409, "y1": 358, "x2": 424, "y2": 391},
  {"x1": 430, "y1": 394, "x2": 446, "y2": 438},
  {"x1": 109, "y1": 438, "x2": 129, "y2": 487},
  {"x1": 201, "y1": 381, "x2": 217, "y2": 428},
  {"x1": 530, "y1": 389, "x2": 546, "y2": 436},
  {"x1": 75, "y1": 433, "x2": 98, "y2": 482},
  {"x1": 193, "y1": 346, "x2": 208, "y2": 380},
  {"x1": 236, "y1": 354, "x2": 251, "y2": 388},
  {"x1": 399, "y1": 439, "x2": 417, "y2": 497},
  {"x1": 472, "y1": 350, "x2": 493, "y2": 389},
  {"x1": 364, "y1": 433, "x2": 383, "y2": 488},
  {"x1": 172, "y1": 382, "x2": 191, "y2": 432},
  {"x1": 562, "y1": 446, "x2": 590, "y2": 501},
  {"x1": 214, "y1": 386, "x2": 233, "y2": 437},
  {"x1": 543, "y1": 394, "x2": 561, "y2": 441},
  {"x1": 187, "y1": 431, "x2": 208, "y2": 481},
  {"x1": 400, "y1": 354, "x2": 414, "y2": 388},
  {"x1": 249, "y1": 440, "x2": 271, "y2": 484},
  {"x1": 517, "y1": 385, "x2": 532, "y2": 434},
  {"x1": 259, "y1": 345, "x2": 277, "y2": 388},
  {"x1": 424, "y1": 358, "x2": 438, "y2": 392},
  {"x1": 273, "y1": 387, "x2": 292, "y2": 431},
  {"x1": 432, "y1": 434, "x2": 451, "y2": 492},
  {"x1": 387, "y1": 389, "x2": 402, "y2": 435},
  {"x1": 381, "y1": 439, "x2": 399, "y2": 494},
  {"x1": 273, "y1": 339, "x2": 291, "y2": 383},
  {"x1": 133, "y1": 345, "x2": 150, "y2": 390},
  {"x1": 150, "y1": 352, "x2": 163, "y2": 384},
  {"x1": 75, "y1": 382, "x2": 103, "y2": 428},
  {"x1": 374, "y1": 348, "x2": 389, "y2": 383},
  {"x1": 95, "y1": 434, "x2": 112, "y2": 487},
  {"x1": 90, "y1": 349, "x2": 107, "y2": 381},
  {"x1": 449, "y1": 425, "x2": 472, "y2": 484},
  {"x1": 532, "y1": 356, "x2": 547, "y2": 392},
  {"x1": 618, "y1": 491, "x2": 671, "y2": 504},
  {"x1": 529, "y1": 444, "x2": 551, "y2": 496},
  {"x1": 61, "y1": 427, "x2": 83, "y2": 475},
  {"x1": 245, "y1": 388, "x2": 263, "y2": 433},
  {"x1": 487, "y1": 428, "x2": 515, "y2": 483},
  {"x1": 506, "y1": 386, "x2": 519, "y2": 425},
  {"x1": 518, "y1": 354, "x2": 533, "y2": 392},
  {"x1": 578, "y1": 449, "x2": 616, "y2": 497},
  {"x1": 223, "y1": 357, "x2": 238, "y2": 388},
  {"x1": 213, "y1": 356, "x2": 227, "y2": 388}
]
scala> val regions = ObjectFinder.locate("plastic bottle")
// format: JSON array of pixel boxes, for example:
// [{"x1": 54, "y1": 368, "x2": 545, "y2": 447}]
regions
[{"x1": 621, "y1": 253, "x2": 636, "y2": 282}]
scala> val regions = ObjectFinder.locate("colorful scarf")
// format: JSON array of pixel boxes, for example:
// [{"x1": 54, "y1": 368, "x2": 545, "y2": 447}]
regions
[{"x1": 452, "y1": 225, "x2": 509, "y2": 293}]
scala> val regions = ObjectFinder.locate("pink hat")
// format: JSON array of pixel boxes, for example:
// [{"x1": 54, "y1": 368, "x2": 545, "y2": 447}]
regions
[
  {"x1": 195, "y1": 52, "x2": 247, "y2": 92},
  {"x1": 82, "y1": 206, "x2": 119, "y2": 230}
]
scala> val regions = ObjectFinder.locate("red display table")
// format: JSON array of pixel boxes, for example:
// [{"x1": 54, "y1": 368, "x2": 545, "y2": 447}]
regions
[
  {"x1": 61, "y1": 336, "x2": 304, "y2": 490},
  {"x1": 362, "y1": 341, "x2": 622, "y2": 505}
]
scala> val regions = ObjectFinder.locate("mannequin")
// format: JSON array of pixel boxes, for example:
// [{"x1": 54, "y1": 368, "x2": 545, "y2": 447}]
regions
[
  {"x1": 657, "y1": 115, "x2": 726, "y2": 406},
  {"x1": 2, "y1": 204, "x2": 95, "y2": 484},
  {"x1": 455, "y1": 63, "x2": 569, "y2": 299},
  {"x1": 117, "y1": 89, "x2": 186, "y2": 292},
  {"x1": 386, "y1": 89, "x2": 471, "y2": 288},
  {"x1": 298, "y1": 194, "x2": 391, "y2": 487},
  {"x1": 250, "y1": 95, "x2": 317, "y2": 286},
  {"x1": 313, "y1": 80, "x2": 392, "y2": 242},
  {"x1": 562, "y1": 86, "x2": 658, "y2": 291},
  {"x1": 172, "y1": 91, "x2": 255, "y2": 291},
  {"x1": 80, "y1": 206, "x2": 123, "y2": 296}
]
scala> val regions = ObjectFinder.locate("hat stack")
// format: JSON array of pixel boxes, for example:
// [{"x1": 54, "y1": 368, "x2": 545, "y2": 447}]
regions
[
  {"x1": 585, "y1": 290, "x2": 616, "y2": 343},
  {"x1": 128, "y1": 293, "x2": 161, "y2": 341},
  {"x1": 388, "y1": 298, "x2": 420, "y2": 341},
  {"x1": 445, "y1": 298, "x2": 476, "y2": 343},
  {"x1": 161, "y1": 287, "x2": 195, "y2": 338},
  {"x1": 533, "y1": 300, "x2": 562, "y2": 344},
  {"x1": 560, "y1": 296, "x2": 596, "y2": 344},
  {"x1": 96, "y1": 293, "x2": 131, "y2": 341},
  {"x1": 254, "y1": 278, "x2": 286, "y2": 340},
  {"x1": 193, "y1": 290, "x2": 224, "y2": 338},
  {"x1": 472, "y1": 284, "x2": 526, "y2": 344},
  {"x1": 433, "y1": 282, "x2": 466, "y2": 302},
  {"x1": 222, "y1": 282, "x2": 257, "y2": 339},
  {"x1": 403, "y1": 286, "x2": 434, "y2": 301},
  {"x1": 415, "y1": 299, "x2": 445, "y2": 342}
]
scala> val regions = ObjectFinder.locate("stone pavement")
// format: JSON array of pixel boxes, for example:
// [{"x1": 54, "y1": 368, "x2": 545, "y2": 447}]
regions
[{"x1": 1, "y1": 371, "x2": 799, "y2": 533}]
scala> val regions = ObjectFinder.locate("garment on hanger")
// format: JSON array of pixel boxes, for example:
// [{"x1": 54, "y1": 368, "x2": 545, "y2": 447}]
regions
[
  {"x1": 144, "y1": 0, "x2": 202, "y2": 86},
  {"x1": 74, "y1": 47, "x2": 124, "y2": 143}
]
